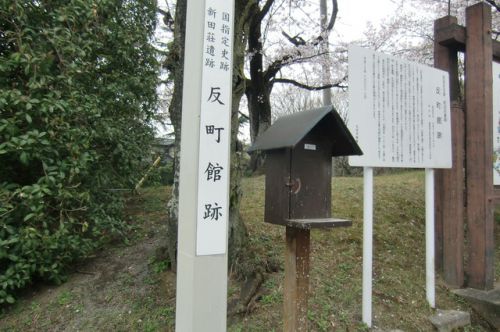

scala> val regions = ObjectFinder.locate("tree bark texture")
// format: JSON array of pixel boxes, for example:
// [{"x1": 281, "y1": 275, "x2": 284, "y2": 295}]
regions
[
  {"x1": 164, "y1": 0, "x2": 187, "y2": 272},
  {"x1": 245, "y1": 2, "x2": 273, "y2": 172},
  {"x1": 228, "y1": 0, "x2": 253, "y2": 270}
]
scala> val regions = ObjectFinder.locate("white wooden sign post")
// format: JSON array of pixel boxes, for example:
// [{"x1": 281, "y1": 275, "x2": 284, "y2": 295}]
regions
[
  {"x1": 493, "y1": 62, "x2": 500, "y2": 185},
  {"x1": 348, "y1": 45, "x2": 452, "y2": 327},
  {"x1": 176, "y1": 0, "x2": 234, "y2": 330},
  {"x1": 195, "y1": 1, "x2": 234, "y2": 256}
]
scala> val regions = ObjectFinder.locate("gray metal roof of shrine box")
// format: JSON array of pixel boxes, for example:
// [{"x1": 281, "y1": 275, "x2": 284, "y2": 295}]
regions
[{"x1": 247, "y1": 105, "x2": 363, "y2": 157}]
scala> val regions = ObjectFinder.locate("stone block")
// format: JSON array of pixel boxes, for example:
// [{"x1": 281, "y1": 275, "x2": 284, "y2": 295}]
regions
[
  {"x1": 453, "y1": 285, "x2": 500, "y2": 329},
  {"x1": 429, "y1": 309, "x2": 471, "y2": 332}
]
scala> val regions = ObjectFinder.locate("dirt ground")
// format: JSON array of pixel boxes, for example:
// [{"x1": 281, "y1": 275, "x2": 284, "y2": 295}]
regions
[{"x1": 0, "y1": 188, "x2": 177, "y2": 331}]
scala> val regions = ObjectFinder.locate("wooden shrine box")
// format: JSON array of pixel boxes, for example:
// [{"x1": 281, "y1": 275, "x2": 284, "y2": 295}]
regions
[{"x1": 248, "y1": 106, "x2": 362, "y2": 229}]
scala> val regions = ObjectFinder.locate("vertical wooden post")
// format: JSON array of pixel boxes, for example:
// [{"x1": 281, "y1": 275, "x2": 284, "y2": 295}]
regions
[
  {"x1": 284, "y1": 227, "x2": 310, "y2": 332},
  {"x1": 465, "y1": 2, "x2": 494, "y2": 290},
  {"x1": 444, "y1": 101, "x2": 465, "y2": 287},
  {"x1": 434, "y1": 16, "x2": 464, "y2": 286}
]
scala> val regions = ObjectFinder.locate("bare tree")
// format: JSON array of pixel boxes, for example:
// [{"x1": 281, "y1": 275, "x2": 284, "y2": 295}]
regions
[{"x1": 245, "y1": 0, "x2": 344, "y2": 171}]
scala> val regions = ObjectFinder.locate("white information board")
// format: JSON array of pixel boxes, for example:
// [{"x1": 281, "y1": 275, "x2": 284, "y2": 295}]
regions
[
  {"x1": 348, "y1": 45, "x2": 452, "y2": 169},
  {"x1": 196, "y1": 1, "x2": 234, "y2": 255},
  {"x1": 493, "y1": 62, "x2": 500, "y2": 185}
]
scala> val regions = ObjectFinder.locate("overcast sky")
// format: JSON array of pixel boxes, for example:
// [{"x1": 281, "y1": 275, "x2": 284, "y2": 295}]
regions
[
  {"x1": 157, "y1": 0, "x2": 399, "y2": 42},
  {"x1": 334, "y1": 0, "x2": 399, "y2": 41}
]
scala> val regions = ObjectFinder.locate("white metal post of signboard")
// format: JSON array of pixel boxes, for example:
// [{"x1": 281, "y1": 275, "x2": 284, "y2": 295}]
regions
[
  {"x1": 362, "y1": 167, "x2": 374, "y2": 327},
  {"x1": 362, "y1": 168, "x2": 436, "y2": 328},
  {"x1": 175, "y1": 0, "x2": 234, "y2": 331},
  {"x1": 425, "y1": 168, "x2": 436, "y2": 308}
]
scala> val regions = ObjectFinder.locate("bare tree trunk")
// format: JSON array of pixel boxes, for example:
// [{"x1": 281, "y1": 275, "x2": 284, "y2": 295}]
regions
[
  {"x1": 164, "y1": 0, "x2": 187, "y2": 272},
  {"x1": 320, "y1": 0, "x2": 332, "y2": 106},
  {"x1": 227, "y1": 1, "x2": 279, "y2": 314},
  {"x1": 246, "y1": 2, "x2": 272, "y2": 173},
  {"x1": 247, "y1": 81, "x2": 271, "y2": 172}
]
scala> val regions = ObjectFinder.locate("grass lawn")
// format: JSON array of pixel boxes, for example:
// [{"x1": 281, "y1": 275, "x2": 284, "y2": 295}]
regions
[
  {"x1": 1, "y1": 171, "x2": 498, "y2": 331},
  {"x1": 233, "y1": 170, "x2": 499, "y2": 331}
]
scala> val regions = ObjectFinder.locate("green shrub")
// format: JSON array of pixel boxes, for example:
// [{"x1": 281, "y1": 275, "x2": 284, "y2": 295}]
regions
[{"x1": 0, "y1": 0, "x2": 159, "y2": 305}]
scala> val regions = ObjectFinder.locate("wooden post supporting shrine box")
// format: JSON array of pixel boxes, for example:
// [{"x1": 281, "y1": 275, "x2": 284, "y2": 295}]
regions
[{"x1": 249, "y1": 106, "x2": 362, "y2": 331}]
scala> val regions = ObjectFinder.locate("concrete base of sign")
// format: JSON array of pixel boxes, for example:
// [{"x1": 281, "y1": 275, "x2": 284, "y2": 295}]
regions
[
  {"x1": 429, "y1": 309, "x2": 471, "y2": 332},
  {"x1": 452, "y1": 285, "x2": 500, "y2": 329}
]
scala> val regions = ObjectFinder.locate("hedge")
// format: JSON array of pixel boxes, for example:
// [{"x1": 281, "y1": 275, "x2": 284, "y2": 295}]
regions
[{"x1": 0, "y1": 0, "x2": 159, "y2": 304}]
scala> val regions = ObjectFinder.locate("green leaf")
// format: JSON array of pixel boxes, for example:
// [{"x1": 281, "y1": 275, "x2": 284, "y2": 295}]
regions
[
  {"x1": 6, "y1": 295, "x2": 15, "y2": 304},
  {"x1": 19, "y1": 151, "x2": 28, "y2": 165},
  {"x1": 26, "y1": 114, "x2": 32, "y2": 123},
  {"x1": 23, "y1": 213, "x2": 35, "y2": 221}
]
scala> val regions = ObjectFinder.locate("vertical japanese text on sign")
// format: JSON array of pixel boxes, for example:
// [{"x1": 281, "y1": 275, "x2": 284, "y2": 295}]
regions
[{"x1": 196, "y1": 1, "x2": 234, "y2": 256}]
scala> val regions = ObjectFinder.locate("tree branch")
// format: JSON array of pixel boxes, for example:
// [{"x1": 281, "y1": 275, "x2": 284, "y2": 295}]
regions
[
  {"x1": 256, "y1": 0, "x2": 275, "y2": 23},
  {"x1": 272, "y1": 77, "x2": 346, "y2": 91},
  {"x1": 325, "y1": 0, "x2": 338, "y2": 31},
  {"x1": 265, "y1": 54, "x2": 293, "y2": 80},
  {"x1": 315, "y1": 0, "x2": 337, "y2": 44},
  {"x1": 157, "y1": 8, "x2": 168, "y2": 16},
  {"x1": 265, "y1": 51, "x2": 328, "y2": 80},
  {"x1": 281, "y1": 31, "x2": 307, "y2": 46},
  {"x1": 239, "y1": 111, "x2": 249, "y2": 120},
  {"x1": 484, "y1": 0, "x2": 500, "y2": 12},
  {"x1": 157, "y1": 8, "x2": 174, "y2": 31},
  {"x1": 281, "y1": 0, "x2": 338, "y2": 46}
]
